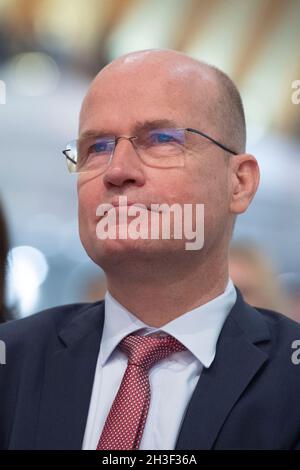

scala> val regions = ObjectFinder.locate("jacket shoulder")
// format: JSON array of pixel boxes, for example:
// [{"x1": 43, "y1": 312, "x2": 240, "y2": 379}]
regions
[
  {"x1": 251, "y1": 305, "x2": 300, "y2": 377},
  {"x1": 254, "y1": 305, "x2": 300, "y2": 338},
  {"x1": 0, "y1": 301, "x2": 103, "y2": 346}
]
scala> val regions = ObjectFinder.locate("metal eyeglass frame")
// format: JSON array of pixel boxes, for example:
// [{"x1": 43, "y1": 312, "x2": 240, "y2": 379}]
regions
[{"x1": 62, "y1": 126, "x2": 238, "y2": 169}]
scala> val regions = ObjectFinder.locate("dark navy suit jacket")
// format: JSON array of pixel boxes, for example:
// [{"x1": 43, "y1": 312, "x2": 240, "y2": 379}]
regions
[{"x1": 1, "y1": 287, "x2": 300, "y2": 450}]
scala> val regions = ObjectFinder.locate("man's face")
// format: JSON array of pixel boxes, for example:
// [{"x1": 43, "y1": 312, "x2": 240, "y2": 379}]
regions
[{"x1": 77, "y1": 56, "x2": 233, "y2": 271}]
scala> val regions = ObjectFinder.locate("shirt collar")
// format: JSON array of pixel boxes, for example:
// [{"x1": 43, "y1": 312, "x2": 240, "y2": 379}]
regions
[{"x1": 100, "y1": 278, "x2": 237, "y2": 368}]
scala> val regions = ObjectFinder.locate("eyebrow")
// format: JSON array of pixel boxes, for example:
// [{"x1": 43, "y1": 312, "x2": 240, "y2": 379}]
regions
[{"x1": 78, "y1": 119, "x2": 179, "y2": 140}]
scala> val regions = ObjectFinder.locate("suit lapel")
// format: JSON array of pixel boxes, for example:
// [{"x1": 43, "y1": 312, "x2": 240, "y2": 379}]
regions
[
  {"x1": 35, "y1": 302, "x2": 105, "y2": 449},
  {"x1": 175, "y1": 288, "x2": 271, "y2": 450}
]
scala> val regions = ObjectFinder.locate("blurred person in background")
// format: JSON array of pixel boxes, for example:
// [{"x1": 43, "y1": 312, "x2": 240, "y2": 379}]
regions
[
  {"x1": 229, "y1": 241, "x2": 287, "y2": 313},
  {"x1": 279, "y1": 273, "x2": 300, "y2": 323},
  {"x1": 1, "y1": 49, "x2": 300, "y2": 451},
  {"x1": 0, "y1": 200, "x2": 9, "y2": 323}
]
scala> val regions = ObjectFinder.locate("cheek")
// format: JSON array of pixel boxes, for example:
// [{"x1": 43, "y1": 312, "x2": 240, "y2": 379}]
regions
[
  {"x1": 196, "y1": 159, "x2": 229, "y2": 204},
  {"x1": 77, "y1": 177, "x2": 105, "y2": 230},
  {"x1": 187, "y1": 163, "x2": 230, "y2": 233}
]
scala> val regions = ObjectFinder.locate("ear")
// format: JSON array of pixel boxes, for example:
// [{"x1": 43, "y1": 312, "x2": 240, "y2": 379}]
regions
[{"x1": 229, "y1": 154, "x2": 260, "y2": 215}]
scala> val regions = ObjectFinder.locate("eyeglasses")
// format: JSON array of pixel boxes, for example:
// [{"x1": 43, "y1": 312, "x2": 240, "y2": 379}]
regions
[{"x1": 62, "y1": 127, "x2": 238, "y2": 174}]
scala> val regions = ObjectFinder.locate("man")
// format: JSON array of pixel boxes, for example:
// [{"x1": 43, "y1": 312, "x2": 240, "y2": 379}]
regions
[{"x1": 0, "y1": 49, "x2": 300, "y2": 450}]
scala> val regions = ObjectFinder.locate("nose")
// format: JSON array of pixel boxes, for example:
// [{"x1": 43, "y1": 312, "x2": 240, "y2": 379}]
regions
[{"x1": 102, "y1": 136, "x2": 145, "y2": 189}]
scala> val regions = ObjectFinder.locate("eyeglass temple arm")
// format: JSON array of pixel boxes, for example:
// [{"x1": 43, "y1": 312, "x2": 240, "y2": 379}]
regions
[
  {"x1": 186, "y1": 128, "x2": 238, "y2": 155},
  {"x1": 62, "y1": 150, "x2": 76, "y2": 165}
]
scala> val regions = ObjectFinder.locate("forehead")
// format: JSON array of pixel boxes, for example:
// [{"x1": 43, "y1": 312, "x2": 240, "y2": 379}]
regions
[{"x1": 79, "y1": 61, "x2": 217, "y2": 134}]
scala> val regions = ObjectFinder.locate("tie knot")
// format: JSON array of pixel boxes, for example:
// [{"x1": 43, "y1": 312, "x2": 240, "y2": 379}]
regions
[{"x1": 118, "y1": 333, "x2": 186, "y2": 370}]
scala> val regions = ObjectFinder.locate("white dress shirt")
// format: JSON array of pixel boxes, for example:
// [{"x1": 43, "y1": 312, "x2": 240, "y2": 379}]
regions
[{"x1": 82, "y1": 278, "x2": 237, "y2": 450}]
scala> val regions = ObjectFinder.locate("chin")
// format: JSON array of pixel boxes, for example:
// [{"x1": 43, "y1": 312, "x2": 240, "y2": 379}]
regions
[
  {"x1": 81, "y1": 217, "x2": 193, "y2": 267},
  {"x1": 89, "y1": 234, "x2": 188, "y2": 269}
]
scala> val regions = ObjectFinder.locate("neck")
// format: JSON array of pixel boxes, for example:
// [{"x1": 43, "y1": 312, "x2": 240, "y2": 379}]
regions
[{"x1": 106, "y1": 252, "x2": 229, "y2": 328}]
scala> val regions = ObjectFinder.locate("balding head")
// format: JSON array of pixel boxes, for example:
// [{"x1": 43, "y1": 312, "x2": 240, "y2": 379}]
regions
[{"x1": 80, "y1": 49, "x2": 246, "y2": 154}]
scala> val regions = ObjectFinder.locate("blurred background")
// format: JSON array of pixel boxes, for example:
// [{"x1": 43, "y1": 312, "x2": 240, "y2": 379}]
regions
[{"x1": 0, "y1": 0, "x2": 299, "y2": 321}]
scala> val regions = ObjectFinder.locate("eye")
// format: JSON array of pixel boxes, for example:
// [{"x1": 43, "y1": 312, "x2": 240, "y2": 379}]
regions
[
  {"x1": 145, "y1": 129, "x2": 185, "y2": 148},
  {"x1": 89, "y1": 139, "x2": 112, "y2": 154},
  {"x1": 151, "y1": 132, "x2": 177, "y2": 144}
]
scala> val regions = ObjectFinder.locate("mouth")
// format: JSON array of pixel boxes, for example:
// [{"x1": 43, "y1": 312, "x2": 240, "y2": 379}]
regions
[
  {"x1": 111, "y1": 198, "x2": 151, "y2": 210},
  {"x1": 96, "y1": 197, "x2": 167, "y2": 221},
  {"x1": 98, "y1": 201, "x2": 151, "y2": 220}
]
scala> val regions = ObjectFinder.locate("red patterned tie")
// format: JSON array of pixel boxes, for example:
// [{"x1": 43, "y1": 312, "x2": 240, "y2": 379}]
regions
[{"x1": 96, "y1": 333, "x2": 186, "y2": 450}]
